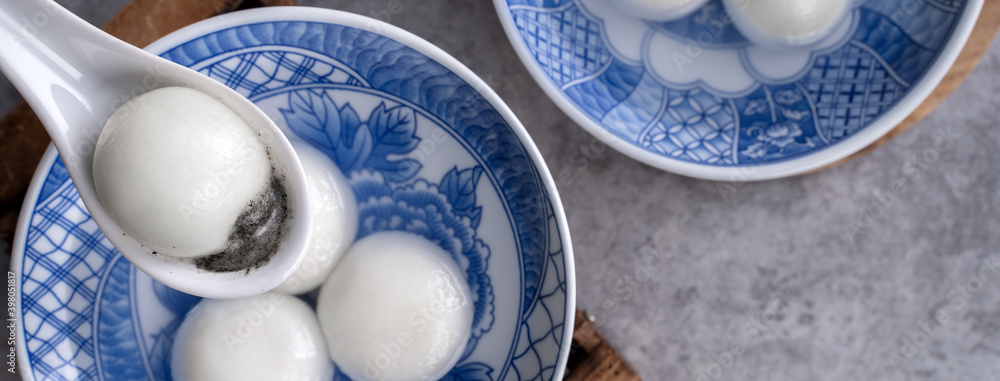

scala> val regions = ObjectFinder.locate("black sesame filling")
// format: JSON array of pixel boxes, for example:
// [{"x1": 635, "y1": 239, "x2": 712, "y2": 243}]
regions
[{"x1": 195, "y1": 175, "x2": 289, "y2": 273}]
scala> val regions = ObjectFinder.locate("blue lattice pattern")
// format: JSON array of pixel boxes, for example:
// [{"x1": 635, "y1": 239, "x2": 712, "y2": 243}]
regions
[
  {"x1": 506, "y1": 213, "x2": 567, "y2": 381},
  {"x1": 22, "y1": 179, "x2": 117, "y2": 381},
  {"x1": 641, "y1": 89, "x2": 737, "y2": 164},
  {"x1": 510, "y1": 3, "x2": 611, "y2": 87},
  {"x1": 801, "y1": 43, "x2": 907, "y2": 141},
  {"x1": 197, "y1": 50, "x2": 366, "y2": 99}
]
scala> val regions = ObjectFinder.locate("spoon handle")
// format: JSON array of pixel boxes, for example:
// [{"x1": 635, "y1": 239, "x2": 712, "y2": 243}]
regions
[{"x1": 0, "y1": 0, "x2": 134, "y2": 172}]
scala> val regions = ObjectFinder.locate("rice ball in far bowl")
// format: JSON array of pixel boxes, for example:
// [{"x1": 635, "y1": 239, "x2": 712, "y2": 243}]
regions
[{"x1": 317, "y1": 231, "x2": 474, "y2": 381}]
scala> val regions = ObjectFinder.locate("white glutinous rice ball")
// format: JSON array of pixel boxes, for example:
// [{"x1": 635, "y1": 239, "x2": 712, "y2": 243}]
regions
[
  {"x1": 170, "y1": 292, "x2": 333, "y2": 381},
  {"x1": 609, "y1": 0, "x2": 710, "y2": 21},
  {"x1": 274, "y1": 142, "x2": 357, "y2": 295},
  {"x1": 724, "y1": 0, "x2": 850, "y2": 49},
  {"x1": 317, "y1": 231, "x2": 474, "y2": 381},
  {"x1": 93, "y1": 86, "x2": 271, "y2": 258}
]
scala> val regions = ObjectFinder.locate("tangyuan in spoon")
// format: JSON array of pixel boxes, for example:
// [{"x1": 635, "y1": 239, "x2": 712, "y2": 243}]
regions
[{"x1": 0, "y1": 0, "x2": 311, "y2": 298}]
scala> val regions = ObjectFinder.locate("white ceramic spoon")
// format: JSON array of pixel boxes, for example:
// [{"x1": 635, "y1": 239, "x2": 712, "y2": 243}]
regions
[{"x1": 0, "y1": 0, "x2": 312, "y2": 299}]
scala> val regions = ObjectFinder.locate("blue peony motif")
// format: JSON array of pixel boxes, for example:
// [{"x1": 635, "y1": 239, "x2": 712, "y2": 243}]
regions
[
  {"x1": 284, "y1": 90, "x2": 496, "y2": 377},
  {"x1": 350, "y1": 169, "x2": 495, "y2": 345},
  {"x1": 282, "y1": 89, "x2": 423, "y2": 182}
]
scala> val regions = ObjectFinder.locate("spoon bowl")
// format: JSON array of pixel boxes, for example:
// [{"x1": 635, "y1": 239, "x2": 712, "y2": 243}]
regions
[{"x1": 0, "y1": 0, "x2": 311, "y2": 298}]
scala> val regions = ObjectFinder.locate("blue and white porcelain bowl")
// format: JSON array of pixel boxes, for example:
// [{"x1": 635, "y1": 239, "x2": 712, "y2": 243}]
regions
[
  {"x1": 12, "y1": 8, "x2": 575, "y2": 381},
  {"x1": 494, "y1": 0, "x2": 983, "y2": 180}
]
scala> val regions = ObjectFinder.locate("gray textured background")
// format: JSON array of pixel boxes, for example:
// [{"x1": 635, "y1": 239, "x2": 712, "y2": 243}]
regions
[{"x1": 2, "y1": 1, "x2": 999, "y2": 380}]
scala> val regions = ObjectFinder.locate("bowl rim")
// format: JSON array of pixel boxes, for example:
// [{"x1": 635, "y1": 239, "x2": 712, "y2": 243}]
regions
[
  {"x1": 12, "y1": 145, "x2": 58, "y2": 381},
  {"x1": 491, "y1": 0, "x2": 985, "y2": 181},
  {"x1": 14, "y1": 6, "x2": 576, "y2": 380}
]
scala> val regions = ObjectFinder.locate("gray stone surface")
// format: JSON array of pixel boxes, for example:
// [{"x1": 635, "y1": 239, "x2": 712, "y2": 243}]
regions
[{"x1": 3, "y1": 1, "x2": 999, "y2": 380}]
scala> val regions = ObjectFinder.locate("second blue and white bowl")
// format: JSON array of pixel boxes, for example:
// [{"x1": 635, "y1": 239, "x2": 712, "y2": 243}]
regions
[{"x1": 494, "y1": 0, "x2": 983, "y2": 180}]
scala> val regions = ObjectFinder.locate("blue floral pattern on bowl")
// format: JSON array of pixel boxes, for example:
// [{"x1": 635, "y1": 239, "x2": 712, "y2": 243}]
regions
[
  {"x1": 495, "y1": 0, "x2": 978, "y2": 173},
  {"x1": 14, "y1": 11, "x2": 572, "y2": 381}
]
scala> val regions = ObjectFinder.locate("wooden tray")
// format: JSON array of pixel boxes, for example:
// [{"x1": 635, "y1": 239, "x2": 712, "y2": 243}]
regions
[{"x1": 2, "y1": 2, "x2": 999, "y2": 380}]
